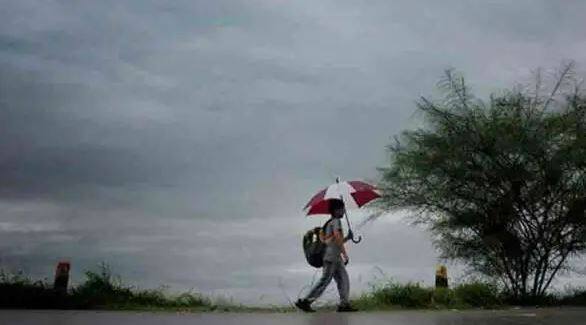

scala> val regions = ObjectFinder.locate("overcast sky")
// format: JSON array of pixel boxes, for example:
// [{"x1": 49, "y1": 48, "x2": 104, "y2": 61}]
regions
[{"x1": 1, "y1": 0, "x2": 586, "y2": 305}]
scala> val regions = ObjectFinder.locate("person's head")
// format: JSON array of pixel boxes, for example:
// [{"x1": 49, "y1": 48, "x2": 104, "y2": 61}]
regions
[{"x1": 328, "y1": 199, "x2": 345, "y2": 218}]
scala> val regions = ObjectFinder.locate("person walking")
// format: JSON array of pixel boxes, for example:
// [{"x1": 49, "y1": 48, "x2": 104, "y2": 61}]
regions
[{"x1": 296, "y1": 199, "x2": 358, "y2": 312}]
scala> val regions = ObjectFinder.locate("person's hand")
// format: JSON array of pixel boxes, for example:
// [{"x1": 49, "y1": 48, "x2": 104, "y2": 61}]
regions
[
  {"x1": 342, "y1": 253, "x2": 349, "y2": 265},
  {"x1": 344, "y1": 229, "x2": 354, "y2": 242}
]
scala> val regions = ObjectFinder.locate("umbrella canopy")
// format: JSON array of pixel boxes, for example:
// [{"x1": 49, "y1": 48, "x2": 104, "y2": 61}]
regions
[{"x1": 304, "y1": 179, "x2": 381, "y2": 216}]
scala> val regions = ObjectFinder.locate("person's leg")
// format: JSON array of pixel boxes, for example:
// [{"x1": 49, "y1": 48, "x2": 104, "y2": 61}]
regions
[
  {"x1": 333, "y1": 261, "x2": 350, "y2": 306},
  {"x1": 303, "y1": 261, "x2": 335, "y2": 303}
]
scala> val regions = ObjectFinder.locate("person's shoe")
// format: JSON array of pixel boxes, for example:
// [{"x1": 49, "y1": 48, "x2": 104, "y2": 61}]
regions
[
  {"x1": 295, "y1": 299, "x2": 316, "y2": 313},
  {"x1": 337, "y1": 304, "x2": 358, "y2": 312}
]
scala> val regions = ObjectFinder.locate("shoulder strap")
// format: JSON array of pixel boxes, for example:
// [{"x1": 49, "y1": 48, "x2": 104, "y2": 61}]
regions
[{"x1": 322, "y1": 217, "x2": 334, "y2": 230}]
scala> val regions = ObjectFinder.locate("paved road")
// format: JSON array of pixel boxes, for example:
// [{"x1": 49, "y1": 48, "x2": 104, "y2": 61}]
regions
[{"x1": 1, "y1": 308, "x2": 585, "y2": 325}]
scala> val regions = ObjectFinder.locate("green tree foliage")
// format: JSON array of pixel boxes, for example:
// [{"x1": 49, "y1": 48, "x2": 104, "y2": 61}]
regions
[{"x1": 379, "y1": 63, "x2": 586, "y2": 299}]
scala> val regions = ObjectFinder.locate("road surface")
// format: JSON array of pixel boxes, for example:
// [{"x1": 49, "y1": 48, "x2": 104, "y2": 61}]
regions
[{"x1": 1, "y1": 308, "x2": 585, "y2": 325}]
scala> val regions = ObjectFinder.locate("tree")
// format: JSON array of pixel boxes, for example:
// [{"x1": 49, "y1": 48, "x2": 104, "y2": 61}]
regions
[{"x1": 378, "y1": 63, "x2": 586, "y2": 299}]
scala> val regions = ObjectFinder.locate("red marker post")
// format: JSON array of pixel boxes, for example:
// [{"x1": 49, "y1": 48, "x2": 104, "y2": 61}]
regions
[{"x1": 53, "y1": 261, "x2": 70, "y2": 294}]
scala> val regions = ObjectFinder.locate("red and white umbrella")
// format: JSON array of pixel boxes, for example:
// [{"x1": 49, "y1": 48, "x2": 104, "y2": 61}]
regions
[
  {"x1": 303, "y1": 178, "x2": 381, "y2": 216},
  {"x1": 303, "y1": 178, "x2": 381, "y2": 244}
]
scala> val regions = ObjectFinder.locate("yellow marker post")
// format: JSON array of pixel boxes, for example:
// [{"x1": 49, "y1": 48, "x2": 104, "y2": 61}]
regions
[{"x1": 435, "y1": 265, "x2": 448, "y2": 288}]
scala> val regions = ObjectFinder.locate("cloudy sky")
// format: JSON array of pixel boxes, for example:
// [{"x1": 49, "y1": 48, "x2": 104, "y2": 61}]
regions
[{"x1": 1, "y1": 0, "x2": 586, "y2": 305}]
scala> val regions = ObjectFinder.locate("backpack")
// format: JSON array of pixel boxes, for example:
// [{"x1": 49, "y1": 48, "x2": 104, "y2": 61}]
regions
[{"x1": 302, "y1": 219, "x2": 333, "y2": 268}]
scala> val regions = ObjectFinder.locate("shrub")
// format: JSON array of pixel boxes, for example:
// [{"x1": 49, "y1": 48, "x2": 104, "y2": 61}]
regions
[
  {"x1": 70, "y1": 263, "x2": 211, "y2": 309},
  {"x1": 363, "y1": 281, "x2": 433, "y2": 308},
  {"x1": 432, "y1": 287, "x2": 457, "y2": 307},
  {"x1": 0, "y1": 270, "x2": 67, "y2": 309},
  {"x1": 557, "y1": 287, "x2": 586, "y2": 306},
  {"x1": 453, "y1": 282, "x2": 501, "y2": 307}
]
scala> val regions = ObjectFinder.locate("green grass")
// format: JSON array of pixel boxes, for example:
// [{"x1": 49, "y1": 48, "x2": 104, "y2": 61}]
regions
[
  {"x1": 3, "y1": 265, "x2": 586, "y2": 311},
  {"x1": 452, "y1": 282, "x2": 501, "y2": 307},
  {"x1": 70, "y1": 264, "x2": 211, "y2": 310},
  {"x1": 0, "y1": 270, "x2": 66, "y2": 309},
  {"x1": 558, "y1": 286, "x2": 586, "y2": 306},
  {"x1": 0, "y1": 264, "x2": 214, "y2": 311},
  {"x1": 352, "y1": 280, "x2": 586, "y2": 310},
  {"x1": 352, "y1": 280, "x2": 503, "y2": 310}
]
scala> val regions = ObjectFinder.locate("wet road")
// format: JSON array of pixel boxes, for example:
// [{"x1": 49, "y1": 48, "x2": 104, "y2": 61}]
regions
[{"x1": 1, "y1": 308, "x2": 585, "y2": 325}]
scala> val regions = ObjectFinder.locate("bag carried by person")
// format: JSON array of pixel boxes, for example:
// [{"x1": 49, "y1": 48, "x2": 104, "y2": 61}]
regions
[{"x1": 302, "y1": 219, "x2": 332, "y2": 268}]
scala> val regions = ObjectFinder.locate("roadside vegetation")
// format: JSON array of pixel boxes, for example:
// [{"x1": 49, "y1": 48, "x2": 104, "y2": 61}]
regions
[
  {"x1": 353, "y1": 281, "x2": 502, "y2": 310},
  {"x1": 379, "y1": 62, "x2": 586, "y2": 301},
  {"x1": 0, "y1": 264, "x2": 215, "y2": 311},
  {"x1": 352, "y1": 280, "x2": 586, "y2": 310},
  {"x1": 2, "y1": 265, "x2": 586, "y2": 311}
]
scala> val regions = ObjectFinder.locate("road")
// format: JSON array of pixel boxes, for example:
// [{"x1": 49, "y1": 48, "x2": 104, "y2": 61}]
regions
[{"x1": 1, "y1": 308, "x2": 585, "y2": 325}]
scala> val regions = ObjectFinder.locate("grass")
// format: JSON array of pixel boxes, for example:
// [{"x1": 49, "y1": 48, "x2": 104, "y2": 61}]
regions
[
  {"x1": 0, "y1": 264, "x2": 214, "y2": 311},
  {"x1": 0, "y1": 270, "x2": 65, "y2": 309},
  {"x1": 3, "y1": 265, "x2": 586, "y2": 312},
  {"x1": 352, "y1": 281, "x2": 504, "y2": 310},
  {"x1": 352, "y1": 279, "x2": 586, "y2": 310},
  {"x1": 558, "y1": 287, "x2": 586, "y2": 306},
  {"x1": 70, "y1": 264, "x2": 211, "y2": 310}
]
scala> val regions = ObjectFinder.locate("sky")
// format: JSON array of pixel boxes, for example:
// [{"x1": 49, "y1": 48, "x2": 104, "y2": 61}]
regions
[{"x1": 1, "y1": 0, "x2": 586, "y2": 305}]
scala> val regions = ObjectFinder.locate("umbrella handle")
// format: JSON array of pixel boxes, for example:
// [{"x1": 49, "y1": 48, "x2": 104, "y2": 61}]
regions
[
  {"x1": 346, "y1": 228, "x2": 362, "y2": 244},
  {"x1": 340, "y1": 194, "x2": 362, "y2": 244}
]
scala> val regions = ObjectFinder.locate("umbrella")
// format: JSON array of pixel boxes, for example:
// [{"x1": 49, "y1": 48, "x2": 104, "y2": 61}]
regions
[{"x1": 303, "y1": 178, "x2": 381, "y2": 243}]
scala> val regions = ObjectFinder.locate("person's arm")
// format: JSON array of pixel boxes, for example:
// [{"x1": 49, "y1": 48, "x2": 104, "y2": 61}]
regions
[
  {"x1": 343, "y1": 229, "x2": 353, "y2": 243},
  {"x1": 337, "y1": 232, "x2": 349, "y2": 261},
  {"x1": 332, "y1": 222, "x2": 348, "y2": 261}
]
